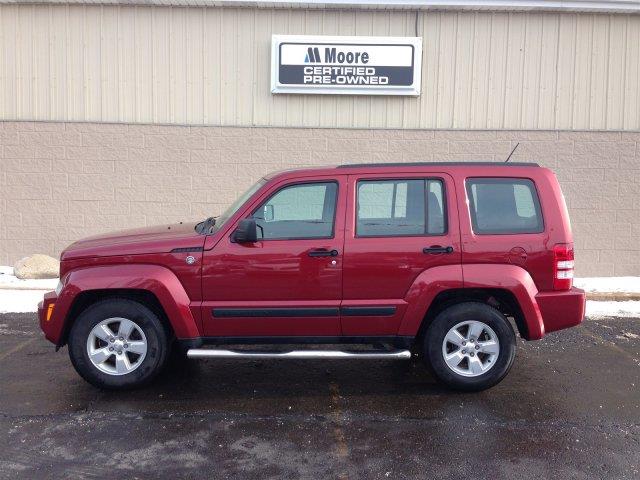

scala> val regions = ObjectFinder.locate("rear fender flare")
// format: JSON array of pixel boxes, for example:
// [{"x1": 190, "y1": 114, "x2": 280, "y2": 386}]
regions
[
  {"x1": 398, "y1": 264, "x2": 464, "y2": 336},
  {"x1": 54, "y1": 264, "x2": 200, "y2": 342},
  {"x1": 397, "y1": 263, "x2": 544, "y2": 340},
  {"x1": 462, "y1": 264, "x2": 544, "y2": 340}
]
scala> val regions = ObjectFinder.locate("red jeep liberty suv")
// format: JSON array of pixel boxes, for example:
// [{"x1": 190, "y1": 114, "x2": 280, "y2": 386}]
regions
[{"x1": 38, "y1": 162, "x2": 585, "y2": 391}]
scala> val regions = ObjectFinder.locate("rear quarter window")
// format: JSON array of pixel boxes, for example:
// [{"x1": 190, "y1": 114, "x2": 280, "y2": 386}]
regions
[{"x1": 466, "y1": 178, "x2": 544, "y2": 234}]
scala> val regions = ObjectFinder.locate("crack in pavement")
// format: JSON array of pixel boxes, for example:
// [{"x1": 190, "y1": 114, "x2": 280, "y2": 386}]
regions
[
  {"x1": 0, "y1": 338, "x2": 36, "y2": 362},
  {"x1": 329, "y1": 382, "x2": 350, "y2": 480},
  {"x1": 1, "y1": 410, "x2": 639, "y2": 432},
  {"x1": 581, "y1": 324, "x2": 640, "y2": 365}
]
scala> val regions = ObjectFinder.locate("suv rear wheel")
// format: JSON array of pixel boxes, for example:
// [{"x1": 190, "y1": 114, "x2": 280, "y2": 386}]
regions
[
  {"x1": 423, "y1": 302, "x2": 516, "y2": 391},
  {"x1": 68, "y1": 298, "x2": 169, "y2": 390}
]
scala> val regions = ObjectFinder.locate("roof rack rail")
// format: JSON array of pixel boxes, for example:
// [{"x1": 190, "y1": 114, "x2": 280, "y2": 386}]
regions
[{"x1": 337, "y1": 161, "x2": 540, "y2": 168}]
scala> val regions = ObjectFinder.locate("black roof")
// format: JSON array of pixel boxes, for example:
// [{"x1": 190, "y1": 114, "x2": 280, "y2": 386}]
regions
[{"x1": 337, "y1": 162, "x2": 540, "y2": 168}]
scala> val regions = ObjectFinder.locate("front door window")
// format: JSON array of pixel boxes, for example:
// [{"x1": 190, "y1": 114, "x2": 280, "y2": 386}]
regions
[{"x1": 251, "y1": 182, "x2": 338, "y2": 240}]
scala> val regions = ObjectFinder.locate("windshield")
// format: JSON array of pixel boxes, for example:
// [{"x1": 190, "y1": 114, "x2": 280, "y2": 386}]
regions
[{"x1": 211, "y1": 178, "x2": 267, "y2": 232}]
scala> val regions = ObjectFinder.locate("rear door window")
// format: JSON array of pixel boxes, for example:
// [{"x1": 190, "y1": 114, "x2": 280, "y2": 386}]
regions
[
  {"x1": 356, "y1": 179, "x2": 446, "y2": 237},
  {"x1": 466, "y1": 178, "x2": 543, "y2": 234}
]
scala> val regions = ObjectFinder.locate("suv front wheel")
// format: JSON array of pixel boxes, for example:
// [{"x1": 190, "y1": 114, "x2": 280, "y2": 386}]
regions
[
  {"x1": 68, "y1": 298, "x2": 170, "y2": 390},
  {"x1": 423, "y1": 302, "x2": 516, "y2": 391}
]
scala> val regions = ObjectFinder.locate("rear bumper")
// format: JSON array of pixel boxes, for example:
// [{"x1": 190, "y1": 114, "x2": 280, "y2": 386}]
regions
[{"x1": 535, "y1": 287, "x2": 586, "y2": 334}]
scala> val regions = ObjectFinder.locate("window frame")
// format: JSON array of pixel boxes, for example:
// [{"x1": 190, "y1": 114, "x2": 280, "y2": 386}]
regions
[
  {"x1": 249, "y1": 180, "x2": 340, "y2": 241},
  {"x1": 465, "y1": 177, "x2": 545, "y2": 235},
  {"x1": 354, "y1": 177, "x2": 448, "y2": 238}
]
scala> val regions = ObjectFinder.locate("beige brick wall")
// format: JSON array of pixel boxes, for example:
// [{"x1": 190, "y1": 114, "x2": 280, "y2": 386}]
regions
[{"x1": 0, "y1": 121, "x2": 638, "y2": 277}]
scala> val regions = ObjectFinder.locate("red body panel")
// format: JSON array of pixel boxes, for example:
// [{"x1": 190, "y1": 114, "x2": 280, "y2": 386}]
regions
[
  {"x1": 200, "y1": 174, "x2": 347, "y2": 336},
  {"x1": 59, "y1": 251, "x2": 205, "y2": 303},
  {"x1": 38, "y1": 163, "x2": 585, "y2": 347},
  {"x1": 341, "y1": 172, "x2": 462, "y2": 335},
  {"x1": 60, "y1": 223, "x2": 202, "y2": 262},
  {"x1": 451, "y1": 166, "x2": 572, "y2": 292}
]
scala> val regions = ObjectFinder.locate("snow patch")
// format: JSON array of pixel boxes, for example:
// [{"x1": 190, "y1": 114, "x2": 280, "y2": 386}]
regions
[
  {"x1": 0, "y1": 266, "x2": 58, "y2": 290},
  {"x1": 585, "y1": 300, "x2": 640, "y2": 319},
  {"x1": 574, "y1": 277, "x2": 640, "y2": 294},
  {"x1": 0, "y1": 289, "x2": 50, "y2": 314}
]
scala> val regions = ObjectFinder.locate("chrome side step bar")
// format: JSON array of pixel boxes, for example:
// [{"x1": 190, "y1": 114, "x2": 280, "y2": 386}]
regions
[{"x1": 186, "y1": 349, "x2": 412, "y2": 360}]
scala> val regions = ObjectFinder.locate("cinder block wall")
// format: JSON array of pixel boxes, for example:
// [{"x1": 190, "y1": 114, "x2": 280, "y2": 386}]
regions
[{"x1": 0, "y1": 121, "x2": 638, "y2": 276}]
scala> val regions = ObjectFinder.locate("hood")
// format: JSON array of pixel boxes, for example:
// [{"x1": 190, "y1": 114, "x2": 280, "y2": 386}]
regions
[{"x1": 61, "y1": 222, "x2": 205, "y2": 260}]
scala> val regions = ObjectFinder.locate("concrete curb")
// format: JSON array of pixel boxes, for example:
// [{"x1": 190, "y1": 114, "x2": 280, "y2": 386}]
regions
[
  {"x1": 586, "y1": 292, "x2": 640, "y2": 302},
  {"x1": 0, "y1": 286, "x2": 56, "y2": 291}
]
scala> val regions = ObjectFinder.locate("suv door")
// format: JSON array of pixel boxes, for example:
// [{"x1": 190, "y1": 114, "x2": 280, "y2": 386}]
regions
[
  {"x1": 341, "y1": 172, "x2": 461, "y2": 336},
  {"x1": 201, "y1": 175, "x2": 347, "y2": 337}
]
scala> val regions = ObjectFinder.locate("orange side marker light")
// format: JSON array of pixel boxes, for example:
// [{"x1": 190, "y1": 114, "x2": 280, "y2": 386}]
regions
[{"x1": 46, "y1": 303, "x2": 55, "y2": 322}]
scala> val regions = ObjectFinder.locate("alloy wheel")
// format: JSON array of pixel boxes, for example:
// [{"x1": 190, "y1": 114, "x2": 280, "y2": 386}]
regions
[
  {"x1": 86, "y1": 317, "x2": 147, "y2": 375},
  {"x1": 441, "y1": 320, "x2": 500, "y2": 377}
]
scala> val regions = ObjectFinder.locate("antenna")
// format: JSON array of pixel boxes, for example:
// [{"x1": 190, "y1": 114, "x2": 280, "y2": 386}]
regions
[{"x1": 505, "y1": 142, "x2": 519, "y2": 163}]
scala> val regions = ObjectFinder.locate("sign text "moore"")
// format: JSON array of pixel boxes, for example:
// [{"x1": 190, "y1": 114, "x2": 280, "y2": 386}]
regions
[{"x1": 324, "y1": 48, "x2": 369, "y2": 64}]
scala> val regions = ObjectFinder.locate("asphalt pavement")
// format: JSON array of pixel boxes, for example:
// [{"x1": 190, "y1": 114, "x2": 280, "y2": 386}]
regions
[{"x1": 0, "y1": 312, "x2": 638, "y2": 479}]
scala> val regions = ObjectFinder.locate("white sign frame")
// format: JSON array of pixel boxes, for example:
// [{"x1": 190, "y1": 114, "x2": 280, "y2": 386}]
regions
[{"x1": 271, "y1": 35, "x2": 422, "y2": 96}]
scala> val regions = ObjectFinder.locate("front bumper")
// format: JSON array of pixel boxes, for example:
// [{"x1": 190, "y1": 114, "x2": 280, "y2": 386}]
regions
[
  {"x1": 38, "y1": 291, "x2": 61, "y2": 344},
  {"x1": 536, "y1": 287, "x2": 586, "y2": 334}
]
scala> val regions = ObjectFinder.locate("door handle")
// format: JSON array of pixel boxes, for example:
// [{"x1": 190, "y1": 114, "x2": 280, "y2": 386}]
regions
[
  {"x1": 308, "y1": 248, "x2": 339, "y2": 257},
  {"x1": 423, "y1": 245, "x2": 454, "y2": 254}
]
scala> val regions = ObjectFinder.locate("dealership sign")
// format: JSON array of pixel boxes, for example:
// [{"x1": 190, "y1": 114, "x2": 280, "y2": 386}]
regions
[{"x1": 271, "y1": 35, "x2": 422, "y2": 96}]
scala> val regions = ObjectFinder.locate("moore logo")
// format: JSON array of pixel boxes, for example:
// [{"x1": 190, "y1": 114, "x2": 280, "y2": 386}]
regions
[{"x1": 305, "y1": 46, "x2": 370, "y2": 64}]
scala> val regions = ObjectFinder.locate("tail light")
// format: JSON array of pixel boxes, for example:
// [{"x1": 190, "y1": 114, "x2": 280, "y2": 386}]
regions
[{"x1": 553, "y1": 243, "x2": 574, "y2": 290}]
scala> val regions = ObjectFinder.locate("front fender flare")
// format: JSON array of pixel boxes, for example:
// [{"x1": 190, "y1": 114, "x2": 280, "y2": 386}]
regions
[{"x1": 48, "y1": 264, "x2": 200, "y2": 345}]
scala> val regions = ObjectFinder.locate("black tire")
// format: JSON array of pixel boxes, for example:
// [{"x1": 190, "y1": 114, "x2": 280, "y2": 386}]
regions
[
  {"x1": 68, "y1": 298, "x2": 170, "y2": 390},
  {"x1": 423, "y1": 302, "x2": 516, "y2": 392}
]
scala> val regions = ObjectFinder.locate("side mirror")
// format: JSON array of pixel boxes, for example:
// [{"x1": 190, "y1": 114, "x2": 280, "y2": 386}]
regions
[{"x1": 232, "y1": 218, "x2": 258, "y2": 243}]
